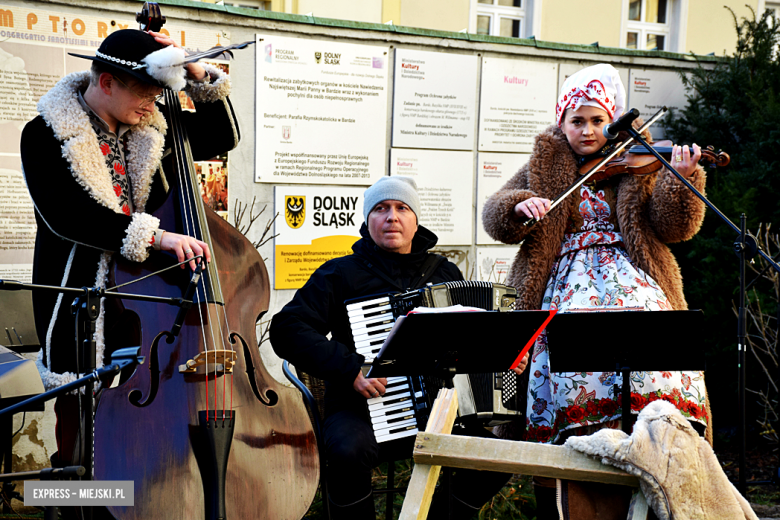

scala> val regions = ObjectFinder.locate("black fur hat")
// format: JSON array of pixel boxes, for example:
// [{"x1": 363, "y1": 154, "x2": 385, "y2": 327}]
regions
[{"x1": 70, "y1": 29, "x2": 186, "y2": 89}]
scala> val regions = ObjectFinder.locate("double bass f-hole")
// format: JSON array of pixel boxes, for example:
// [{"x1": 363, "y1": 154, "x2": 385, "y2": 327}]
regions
[
  {"x1": 127, "y1": 330, "x2": 168, "y2": 408},
  {"x1": 232, "y1": 332, "x2": 279, "y2": 406}
]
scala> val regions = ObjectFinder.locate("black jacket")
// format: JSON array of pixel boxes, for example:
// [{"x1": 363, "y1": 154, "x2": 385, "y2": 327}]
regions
[{"x1": 270, "y1": 223, "x2": 462, "y2": 416}]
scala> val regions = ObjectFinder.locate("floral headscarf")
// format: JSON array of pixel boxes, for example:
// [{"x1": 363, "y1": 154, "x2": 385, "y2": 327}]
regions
[{"x1": 556, "y1": 63, "x2": 626, "y2": 127}]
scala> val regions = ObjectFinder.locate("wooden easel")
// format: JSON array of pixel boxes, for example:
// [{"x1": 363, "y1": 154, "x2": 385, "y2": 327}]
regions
[{"x1": 399, "y1": 389, "x2": 650, "y2": 520}]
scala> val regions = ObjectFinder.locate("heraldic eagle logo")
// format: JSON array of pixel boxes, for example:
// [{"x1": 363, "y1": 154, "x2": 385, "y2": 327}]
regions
[{"x1": 285, "y1": 195, "x2": 306, "y2": 229}]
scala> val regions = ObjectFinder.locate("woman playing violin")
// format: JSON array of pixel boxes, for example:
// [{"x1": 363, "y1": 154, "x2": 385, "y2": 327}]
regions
[{"x1": 482, "y1": 63, "x2": 711, "y2": 512}]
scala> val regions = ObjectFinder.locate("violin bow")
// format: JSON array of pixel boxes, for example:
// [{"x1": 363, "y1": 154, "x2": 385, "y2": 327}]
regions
[{"x1": 522, "y1": 106, "x2": 668, "y2": 228}]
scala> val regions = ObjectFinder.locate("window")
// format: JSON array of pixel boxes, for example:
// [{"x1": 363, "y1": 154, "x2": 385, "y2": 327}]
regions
[
  {"x1": 476, "y1": 0, "x2": 524, "y2": 38},
  {"x1": 223, "y1": 0, "x2": 269, "y2": 9},
  {"x1": 625, "y1": 0, "x2": 669, "y2": 51}
]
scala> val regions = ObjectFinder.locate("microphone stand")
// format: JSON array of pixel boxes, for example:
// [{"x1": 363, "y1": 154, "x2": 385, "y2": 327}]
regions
[
  {"x1": 0, "y1": 347, "x2": 143, "y2": 520},
  {"x1": 624, "y1": 111, "x2": 780, "y2": 495},
  {"x1": 0, "y1": 347, "x2": 146, "y2": 421},
  {"x1": 0, "y1": 465, "x2": 86, "y2": 520}
]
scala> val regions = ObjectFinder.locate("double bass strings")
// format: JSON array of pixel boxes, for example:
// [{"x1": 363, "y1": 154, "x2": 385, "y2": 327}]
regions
[
  {"x1": 164, "y1": 89, "x2": 235, "y2": 421},
  {"x1": 164, "y1": 89, "x2": 215, "y2": 417},
  {"x1": 182, "y1": 106, "x2": 238, "y2": 421},
  {"x1": 167, "y1": 89, "x2": 227, "y2": 419},
  {"x1": 171, "y1": 89, "x2": 231, "y2": 419}
]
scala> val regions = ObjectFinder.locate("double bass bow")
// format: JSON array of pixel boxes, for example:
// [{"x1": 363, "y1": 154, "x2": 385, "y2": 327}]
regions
[{"x1": 92, "y1": 5, "x2": 319, "y2": 519}]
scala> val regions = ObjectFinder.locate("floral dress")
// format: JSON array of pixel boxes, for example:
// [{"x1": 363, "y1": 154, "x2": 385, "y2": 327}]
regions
[{"x1": 524, "y1": 181, "x2": 709, "y2": 444}]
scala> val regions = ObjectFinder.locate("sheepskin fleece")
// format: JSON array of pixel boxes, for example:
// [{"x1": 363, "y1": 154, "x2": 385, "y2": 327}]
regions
[
  {"x1": 481, "y1": 124, "x2": 707, "y2": 312},
  {"x1": 188, "y1": 63, "x2": 232, "y2": 103},
  {"x1": 37, "y1": 70, "x2": 167, "y2": 222},
  {"x1": 565, "y1": 401, "x2": 758, "y2": 520}
]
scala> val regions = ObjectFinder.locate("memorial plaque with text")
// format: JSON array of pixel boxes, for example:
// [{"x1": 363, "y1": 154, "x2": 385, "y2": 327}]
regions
[
  {"x1": 389, "y1": 149, "x2": 473, "y2": 245},
  {"x1": 478, "y1": 59, "x2": 557, "y2": 153},
  {"x1": 274, "y1": 186, "x2": 363, "y2": 289},
  {"x1": 476, "y1": 152, "x2": 530, "y2": 245},
  {"x1": 476, "y1": 246, "x2": 519, "y2": 283},
  {"x1": 392, "y1": 49, "x2": 478, "y2": 151},
  {"x1": 628, "y1": 68, "x2": 688, "y2": 140},
  {"x1": 256, "y1": 34, "x2": 389, "y2": 185}
]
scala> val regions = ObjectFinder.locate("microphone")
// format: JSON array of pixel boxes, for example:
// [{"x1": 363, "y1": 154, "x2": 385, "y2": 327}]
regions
[{"x1": 602, "y1": 108, "x2": 640, "y2": 140}]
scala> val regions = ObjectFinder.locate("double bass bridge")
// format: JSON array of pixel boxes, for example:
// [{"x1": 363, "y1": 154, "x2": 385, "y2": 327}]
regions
[{"x1": 179, "y1": 350, "x2": 236, "y2": 374}]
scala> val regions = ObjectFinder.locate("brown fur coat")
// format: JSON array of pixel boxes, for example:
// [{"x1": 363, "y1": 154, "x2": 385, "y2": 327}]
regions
[{"x1": 482, "y1": 124, "x2": 707, "y2": 312}]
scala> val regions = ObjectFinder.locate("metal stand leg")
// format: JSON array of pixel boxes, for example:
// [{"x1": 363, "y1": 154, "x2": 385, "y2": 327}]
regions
[{"x1": 621, "y1": 368, "x2": 632, "y2": 434}]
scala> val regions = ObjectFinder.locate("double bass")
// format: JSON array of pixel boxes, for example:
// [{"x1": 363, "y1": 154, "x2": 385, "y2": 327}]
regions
[{"x1": 92, "y1": 6, "x2": 319, "y2": 518}]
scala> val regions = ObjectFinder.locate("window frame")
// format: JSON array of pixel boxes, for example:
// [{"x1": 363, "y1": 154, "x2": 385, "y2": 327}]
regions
[
  {"x1": 623, "y1": 0, "x2": 671, "y2": 51},
  {"x1": 475, "y1": 0, "x2": 526, "y2": 38},
  {"x1": 476, "y1": 12, "x2": 493, "y2": 35},
  {"x1": 767, "y1": 2, "x2": 780, "y2": 23}
]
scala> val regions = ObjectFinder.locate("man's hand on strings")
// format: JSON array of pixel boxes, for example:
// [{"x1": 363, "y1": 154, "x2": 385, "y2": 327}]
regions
[
  {"x1": 354, "y1": 372, "x2": 387, "y2": 399},
  {"x1": 512, "y1": 351, "x2": 530, "y2": 376},
  {"x1": 160, "y1": 231, "x2": 211, "y2": 271},
  {"x1": 147, "y1": 31, "x2": 207, "y2": 81},
  {"x1": 515, "y1": 197, "x2": 551, "y2": 221}
]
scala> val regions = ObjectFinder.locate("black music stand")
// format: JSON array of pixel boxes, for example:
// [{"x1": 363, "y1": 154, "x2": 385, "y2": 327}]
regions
[
  {"x1": 366, "y1": 310, "x2": 551, "y2": 519},
  {"x1": 0, "y1": 291, "x2": 40, "y2": 352},
  {"x1": 546, "y1": 310, "x2": 706, "y2": 433},
  {"x1": 366, "y1": 310, "x2": 553, "y2": 384}
]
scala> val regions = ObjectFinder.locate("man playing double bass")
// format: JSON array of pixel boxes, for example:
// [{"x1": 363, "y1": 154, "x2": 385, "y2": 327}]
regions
[
  {"x1": 271, "y1": 176, "x2": 529, "y2": 519},
  {"x1": 21, "y1": 29, "x2": 238, "y2": 470}
]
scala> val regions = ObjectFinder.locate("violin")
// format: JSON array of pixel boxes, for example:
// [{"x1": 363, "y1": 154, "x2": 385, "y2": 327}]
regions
[
  {"x1": 521, "y1": 112, "x2": 731, "y2": 229},
  {"x1": 92, "y1": 4, "x2": 319, "y2": 519},
  {"x1": 579, "y1": 140, "x2": 731, "y2": 183}
]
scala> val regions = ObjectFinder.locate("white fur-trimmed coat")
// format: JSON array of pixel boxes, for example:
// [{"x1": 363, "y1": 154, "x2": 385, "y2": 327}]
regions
[{"x1": 21, "y1": 65, "x2": 237, "y2": 388}]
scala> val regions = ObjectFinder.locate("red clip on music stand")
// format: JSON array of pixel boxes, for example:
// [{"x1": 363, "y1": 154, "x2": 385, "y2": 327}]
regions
[{"x1": 365, "y1": 310, "x2": 554, "y2": 386}]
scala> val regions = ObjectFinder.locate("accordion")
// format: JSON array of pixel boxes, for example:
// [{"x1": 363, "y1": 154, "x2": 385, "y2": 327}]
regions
[{"x1": 346, "y1": 281, "x2": 523, "y2": 443}]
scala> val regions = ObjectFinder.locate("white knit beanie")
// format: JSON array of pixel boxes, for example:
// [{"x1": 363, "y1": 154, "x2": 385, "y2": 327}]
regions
[{"x1": 363, "y1": 176, "x2": 420, "y2": 222}]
